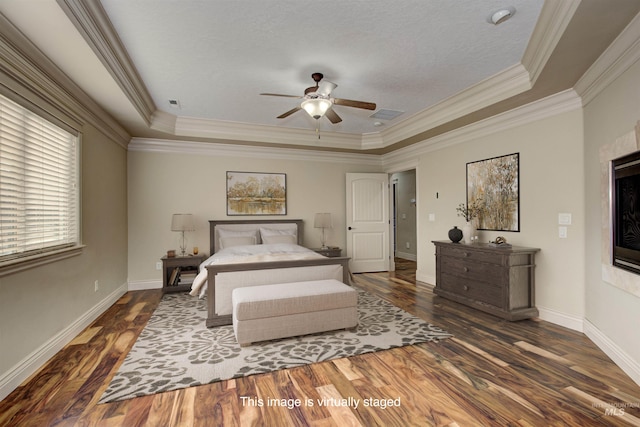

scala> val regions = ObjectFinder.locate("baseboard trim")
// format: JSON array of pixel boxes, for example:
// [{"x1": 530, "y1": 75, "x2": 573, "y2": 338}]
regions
[
  {"x1": 537, "y1": 306, "x2": 584, "y2": 332},
  {"x1": 128, "y1": 279, "x2": 162, "y2": 291},
  {"x1": 395, "y1": 252, "x2": 417, "y2": 261},
  {"x1": 584, "y1": 319, "x2": 640, "y2": 387},
  {"x1": 416, "y1": 270, "x2": 434, "y2": 286},
  {"x1": 0, "y1": 283, "x2": 127, "y2": 401}
]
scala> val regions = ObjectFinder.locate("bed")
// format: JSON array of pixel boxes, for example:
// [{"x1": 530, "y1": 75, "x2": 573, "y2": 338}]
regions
[{"x1": 191, "y1": 219, "x2": 351, "y2": 327}]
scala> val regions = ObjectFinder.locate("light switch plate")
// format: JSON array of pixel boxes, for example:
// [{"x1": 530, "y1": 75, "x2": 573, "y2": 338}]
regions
[
  {"x1": 559, "y1": 226, "x2": 568, "y2": 238},
  {"x1": 428, "y1": 213, "x2": 435, "y2": 222},
  {"x1": 558, "y1": 213, "x2": 572, "y2": 225}
]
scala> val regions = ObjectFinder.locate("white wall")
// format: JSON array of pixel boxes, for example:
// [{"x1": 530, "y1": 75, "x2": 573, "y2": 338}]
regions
[
  {"x1": 127, "y1": 141, "x2": 382, "y2": 284},
  {"x1": 415, "y1": 107, "x2": 586, "y2": 327}
]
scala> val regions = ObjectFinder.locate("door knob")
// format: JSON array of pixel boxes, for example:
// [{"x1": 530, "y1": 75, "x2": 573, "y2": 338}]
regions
[{"x1": 348, "y1": 226, "x2": 355, "y2": 230}]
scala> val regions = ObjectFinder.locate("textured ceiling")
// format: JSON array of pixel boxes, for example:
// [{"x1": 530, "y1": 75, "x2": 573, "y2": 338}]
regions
[
  {"x1": 2, "y1": 0, "x2": 640, "y2": 152},
  {"x1": 99, "y1": 0, "x2": 542, "y2": 134}
]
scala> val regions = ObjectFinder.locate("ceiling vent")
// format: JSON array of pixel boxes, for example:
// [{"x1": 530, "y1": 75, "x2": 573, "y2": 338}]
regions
[{"x1": 369, "y1": 109, "x2": 404, "y2": 121}]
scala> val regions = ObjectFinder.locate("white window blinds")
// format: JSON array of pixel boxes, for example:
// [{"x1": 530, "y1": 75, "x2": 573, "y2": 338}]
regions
[{"x1": 0, "y1": 94, "x2": 79, "y2": 261}]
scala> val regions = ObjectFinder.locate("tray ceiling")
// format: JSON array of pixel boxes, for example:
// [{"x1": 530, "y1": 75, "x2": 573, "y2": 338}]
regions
[{"x1": 1, "y1": 0, "x2": 639, "y2": 151}]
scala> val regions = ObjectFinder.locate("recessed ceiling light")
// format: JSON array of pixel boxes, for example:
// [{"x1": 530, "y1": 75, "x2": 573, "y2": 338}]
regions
[{"x1": 489, "y1": 7, "x2": 516, "y2": 25}]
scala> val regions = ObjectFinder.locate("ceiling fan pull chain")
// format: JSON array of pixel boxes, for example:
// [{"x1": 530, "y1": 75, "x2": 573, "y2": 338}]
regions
[{"x1": 316, "y1": 122, "x2": 321, "y2": 139}]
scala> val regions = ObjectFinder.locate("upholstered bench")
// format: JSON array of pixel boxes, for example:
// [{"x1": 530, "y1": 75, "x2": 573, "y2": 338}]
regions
[{"x1": 232, "y1": 279, "x2": 358, "y2": 346}]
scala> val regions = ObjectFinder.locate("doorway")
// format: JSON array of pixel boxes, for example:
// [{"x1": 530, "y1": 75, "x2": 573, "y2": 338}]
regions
[{"x1": 391, "y1": 169, "x2": 417, "y2": 274}]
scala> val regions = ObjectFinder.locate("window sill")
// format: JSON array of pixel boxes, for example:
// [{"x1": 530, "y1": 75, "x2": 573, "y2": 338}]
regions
[{"x1": 0, "y1": 245, "x2": 85, "y2": 278}]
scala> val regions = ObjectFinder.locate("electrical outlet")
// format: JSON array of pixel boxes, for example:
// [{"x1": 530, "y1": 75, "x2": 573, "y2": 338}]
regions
[
  {"x1": 156, "y1": 261, "x2": 162, "y2": 270},
  {"x1": 94, "y1": 280, "x2": 99, "y2": 292},
  {"x1": 405, "y1": 242, "x2": 410, "y2": 249}
]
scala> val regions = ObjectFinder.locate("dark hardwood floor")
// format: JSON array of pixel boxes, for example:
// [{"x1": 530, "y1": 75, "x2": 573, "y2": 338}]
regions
[{"x1": 2, "y1": 259, "x2": 640, "y2": 426}]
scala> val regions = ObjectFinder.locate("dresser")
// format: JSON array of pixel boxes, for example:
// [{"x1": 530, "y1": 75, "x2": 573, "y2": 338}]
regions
[{"x1": 432, "y1": 241, "x2": 540, "y2": 320}]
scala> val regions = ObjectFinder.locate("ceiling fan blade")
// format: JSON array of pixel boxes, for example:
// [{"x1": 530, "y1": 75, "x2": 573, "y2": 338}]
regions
[
  {"x1": 325, "y1": 108, "x2": 342, "y2": 124},
  {"x1": 277, "y1": 106, "x2": 301, "y2": 119},
  {"x1": 260, "y1": 93, "x2": 302, "y2": 99},
  {"x1": 317, "y1": 81, "x2": 337, "y2": 96},
  {"x1": 333, "y1": 98, "x2": 376, "y2": 110}
]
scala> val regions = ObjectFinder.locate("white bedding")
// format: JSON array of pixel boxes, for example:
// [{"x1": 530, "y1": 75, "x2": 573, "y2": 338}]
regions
[{"x1": 189, "y1": 243, "x2": 323, "y2": 298}]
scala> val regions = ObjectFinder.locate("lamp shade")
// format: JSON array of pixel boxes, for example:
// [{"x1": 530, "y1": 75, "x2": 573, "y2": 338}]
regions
[
  {"x1": 171, "y1": 213, "x2": 195, "y2": 231},
  {"x1": 301, "y1": 98, "x2": 332, "y2": 119},
  {"x1": 314, "y1": 213, "x2": 332, "y2": 229}
]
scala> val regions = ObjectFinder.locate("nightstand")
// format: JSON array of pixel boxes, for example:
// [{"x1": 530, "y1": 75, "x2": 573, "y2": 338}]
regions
[
  {"x1": 161, "y1": 254, "x2": 207, "y2": 293},
  {"x1": 312, "y1": 247, "x2": 342, "y2": 257}
]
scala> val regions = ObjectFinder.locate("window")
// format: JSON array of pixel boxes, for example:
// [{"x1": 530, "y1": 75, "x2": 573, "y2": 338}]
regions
[{"x1": 0, "y1": 94, "x2": 79, "y2": 264}]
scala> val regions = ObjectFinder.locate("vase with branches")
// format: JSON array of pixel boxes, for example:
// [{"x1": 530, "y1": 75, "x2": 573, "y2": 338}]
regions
[
  {"x1": 456, "y1": 200, "x2": 483, "y2": 222},
  {"x1": 456, "y1": 200, "x2": 483, "y2": 243}
]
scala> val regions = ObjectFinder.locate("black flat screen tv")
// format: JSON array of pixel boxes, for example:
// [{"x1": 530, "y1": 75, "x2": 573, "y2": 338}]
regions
[{"x1": 613, "y1": 150, "x2": 640, "y2": 274}]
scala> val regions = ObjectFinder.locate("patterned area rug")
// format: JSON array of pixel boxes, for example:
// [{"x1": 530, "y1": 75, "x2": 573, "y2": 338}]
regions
[{"x1": 99, "y1": 288, "x2": 451, "y2": 403}]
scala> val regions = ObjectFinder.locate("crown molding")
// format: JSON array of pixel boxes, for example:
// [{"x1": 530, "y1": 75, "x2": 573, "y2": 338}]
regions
[
  {"x1": 521, "y1": 0, "x2": 581, "y2": 85},
  {"x1": 150, "y1": 109, "x2": 177, "y2": 134},
  {"x1": 0, "y1": 12, "x2": 129, "y2": 148},
  {"x1": 150, "y1": 107, "x2": 369, "y2": 151},
  {"x1": 381, "y1": 88, "x2": 582, "y2": 170},
  {"x1": 371, "y1": 63, "x2": 533, "y2": 149},
  {"x1": 133, "y1": 88, "x2": 582, "y2": 172},
  {"x1": 575, "y1": 11, "x2": 640, "y2": 106},
  {"x1": 56, "y1": 0, "x2": 156, "y2": 125},
  {"x1": 173, "y1": 115, "x2": 367, "y2": 150},
  {"x1": 128, "y1": 137, "x2": 382, "y2": 166}
]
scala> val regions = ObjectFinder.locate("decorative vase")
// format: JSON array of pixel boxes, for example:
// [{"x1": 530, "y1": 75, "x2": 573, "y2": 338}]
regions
[
  {"x1": 462, "y1": 221, "x2": 476, "y2": 244},
  {"x1": 448, "y1": 226, "x2": 463, "y2": 243}
]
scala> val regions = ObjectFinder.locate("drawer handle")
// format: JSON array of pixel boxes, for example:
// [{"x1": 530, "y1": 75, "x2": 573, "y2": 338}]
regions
[{"x1": 463, "y1": 285, "x2": 469, "y2": 291}]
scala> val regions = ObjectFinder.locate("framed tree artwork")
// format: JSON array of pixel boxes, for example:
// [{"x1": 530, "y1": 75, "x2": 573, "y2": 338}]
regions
[
  {"x1": 226, "y1": 171, "x2": 287, "y2": 215},
  {"x1": 466, "y1": 153, "x2": 520, "y2": 231}
]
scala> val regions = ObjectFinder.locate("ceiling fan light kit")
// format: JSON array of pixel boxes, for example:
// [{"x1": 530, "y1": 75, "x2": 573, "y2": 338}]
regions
[{"x1": 301, "y1": 98, "x2": 332, "y2": 120}]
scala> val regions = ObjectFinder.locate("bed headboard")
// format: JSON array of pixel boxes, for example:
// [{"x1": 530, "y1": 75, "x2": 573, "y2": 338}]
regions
[{"x1": 209, "y1": 219, "x2": 304, "y2": 254}]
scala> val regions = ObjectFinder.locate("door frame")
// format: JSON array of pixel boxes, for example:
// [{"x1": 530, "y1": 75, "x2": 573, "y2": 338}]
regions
[{"x1": 386, "y1": 166, "x2": 419, "y2": 273}]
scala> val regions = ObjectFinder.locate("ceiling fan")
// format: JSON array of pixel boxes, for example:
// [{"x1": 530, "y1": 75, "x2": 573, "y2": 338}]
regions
[{"x1": 260, "y1": 73, "x2": 376, "y2": 124}]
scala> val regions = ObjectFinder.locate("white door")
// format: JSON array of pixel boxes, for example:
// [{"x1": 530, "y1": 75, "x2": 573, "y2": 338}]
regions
[{"x1": 346, "y1": 173, "x2": 390, "y2": 273}]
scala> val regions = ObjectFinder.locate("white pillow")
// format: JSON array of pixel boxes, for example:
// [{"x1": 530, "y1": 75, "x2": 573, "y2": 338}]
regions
[
  {"x1": 217, "y1": 228, "x2": 258, "y2": 247},
  {"x1": 259, "y1": 227, "x2": 296, "y2": 243},
  {"x1": 217, "y1": 228, "x2": 258, "y2": 238},
  {"x1": 219, "y1": 235, "x2": 257, "y2": 249},
  {"x1": 261, "y1": 234, "x2": 297, "y2": 245}
]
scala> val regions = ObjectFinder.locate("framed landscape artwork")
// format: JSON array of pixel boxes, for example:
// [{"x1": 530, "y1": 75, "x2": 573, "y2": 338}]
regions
[
  {"x1": 226, "y1": 171, "x2": 287, "y2": 216},
  {"x1": 466, "y1": 153, "x2": 520, "y2": 232}
]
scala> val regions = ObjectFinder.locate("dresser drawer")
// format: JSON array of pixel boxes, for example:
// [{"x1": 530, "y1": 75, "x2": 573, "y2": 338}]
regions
[
  {"x1": 440, "y1": 256, "x2": 505, "y2": 284},
  {"x1": 438, "y1": 245, "x2": 504, "y2": 265},
  {"x1": 439, "y1": 273, "x2": 502, "y2": 307}
]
